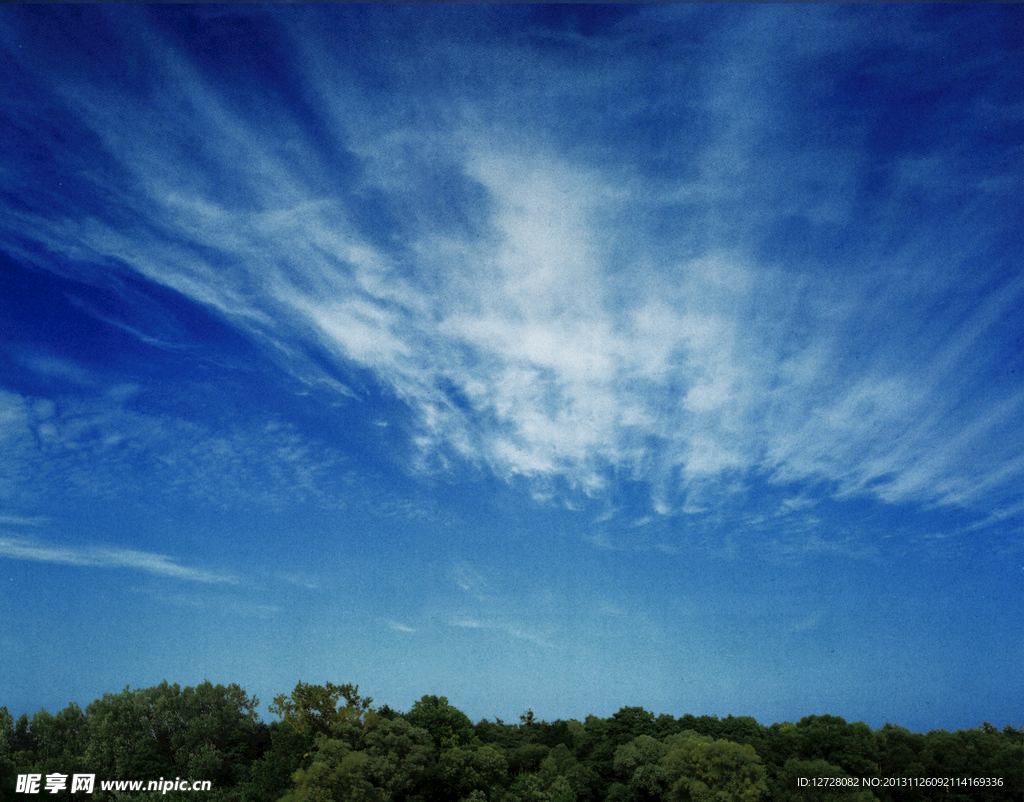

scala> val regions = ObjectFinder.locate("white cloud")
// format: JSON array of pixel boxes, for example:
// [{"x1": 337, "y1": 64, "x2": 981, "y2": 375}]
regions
[
  {"x1": 779, "y1": 497, "x2": 815, "y2": 513},
  {"x1": 791, "y1": 611, "x2": 824, "y2": 633},
  {"x1": 278, "y1": 573, "x2": 320, "y2": 591},
  {"x1": 450, "y1": 563, "x2": 491, "y2": 598},
  {"x1": 583, "y1": 530, "x2": 617, "y2": 551},
  {"x1": 20, "y1": 117, "x2": 1023, "y2": 520},
  {"x1": 0, "y1": 384, "x2": 347, "y2": 513},
  {"x1": 0, "y1": 534, "x2": 236, "y2": 584},
  {"x1": 0, "y1": 514, "x2": 47, "y2": 527},
  {"x1": 450, "y1": 617, "x2": 554, "y2": 649},
  {"x1": 4, "y1": 5, "x2": 1021, "y2": 527}
]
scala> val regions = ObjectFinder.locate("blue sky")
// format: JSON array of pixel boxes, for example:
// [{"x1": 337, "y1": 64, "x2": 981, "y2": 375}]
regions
[{"x1": 1, "y1": 5, "x2": 1022, "y2": 735}]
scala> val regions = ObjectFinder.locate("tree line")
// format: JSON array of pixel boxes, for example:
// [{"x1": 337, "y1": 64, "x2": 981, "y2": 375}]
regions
[{"x1": 1, "y1": 680, "x2": 1021, "y2": 801}]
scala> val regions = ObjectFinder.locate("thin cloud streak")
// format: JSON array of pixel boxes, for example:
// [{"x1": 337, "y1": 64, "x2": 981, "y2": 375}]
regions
[
  {"x1": 0, "y1": 534, "x2": 236, "y2": 584},
  {"x1": 0, "y1": 514, "x2": 48, "y2": 528},
  {"x1": 451, "y1": 618, "x2": 554, "y2": 650}
]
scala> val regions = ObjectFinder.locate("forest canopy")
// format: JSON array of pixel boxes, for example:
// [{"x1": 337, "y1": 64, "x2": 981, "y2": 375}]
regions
[{"x1": 2, "y1": 681, "x2": 1021, "y2": 802}]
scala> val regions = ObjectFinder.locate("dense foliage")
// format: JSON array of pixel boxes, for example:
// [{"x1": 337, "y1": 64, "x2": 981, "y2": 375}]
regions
[{"x1": 2, "y1": 682, "x2": 1020, "y2": 801}]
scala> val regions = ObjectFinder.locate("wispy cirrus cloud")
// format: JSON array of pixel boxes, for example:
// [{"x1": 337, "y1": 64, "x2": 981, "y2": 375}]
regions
[
  {"x1": 451, "y1": 617, "x2": 554, "y2": 650},
  {"x1": 278, "y1": 572, "x2": 321, "y2": 591},
  {"x1": 0, "y1": 384, "x2": 346, "y2": 511},
  {"x1": 1, "y1": 5, "x2": 1021, "y2": 528},
  {"x1": 449, "y1": 563, "x2": 492, "y2": 600},
  {"x1": 0, "y1": 514, "x2": 47, "y2": 528},
  {"x1": 0, "y1": 534, "x2": 236, "y2": 584},
  {"x1": 791, "y1": 611, "x2": 824, "y2": 633},
  {"x1": 447, "y1": 563, "x2": 557, "y2": 648}
]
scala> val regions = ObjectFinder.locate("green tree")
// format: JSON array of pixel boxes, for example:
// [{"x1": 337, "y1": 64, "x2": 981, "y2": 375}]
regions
[
  {"x1": 793, "y1": 716, "x2": 879, "y2": 779},
  {"x1": 760, "y1": 723, "x2": 798, "y2": 784},
  {"x1": 360, "y1": 717, "x2": 435, "y2": 800},
  {"x1": 526, "y1": 720, "x2": 576, "y2": 750},
  {"x1": 874, "y1": 724, "x2": 927, "y2": 801},
  {"x1": 677, "y1": 716, "x2": 724, "y2": 740},
  {"x1": 610, "y1": 708, "x2": 658, "y2": 742},
  {"x1": 169, "y1": 681, "x2": 262, "y2": 788},
  {"x1": 565, "y1": 720, "x2": 586, "y2": 750},
  {"x1": 572, "y1": 715, "x2": 608, "y2": 769},
  {"x1": 772, "y1": 759, "x2": 879, "y2": 802},
  {"x1": 405, "y1": 695, "x2": 475, "y2": 750},
  {"x1": 0, "y1": 707, "x2": 14, "y2": 802},
  {"x1": 11, "y1": 713, "x2": 34, "y2": 768},
  {"x1": 509, "y1": 743, "x2": 550, "y2": 775},
  {"x1": 240, "y1": 722, "x2": 314, "y2": 802},
  {"x1": 613, "y1": 734, "x2": 671, "y2": 801},
  {"x1": 664, "y1": 737, "x2": 768, "y2": 802},
  {"x1": 17, "y1": 703, "x2": 89, "y2": 795},
  {"x1": 508, "y1": 771, "x2": 577, "y2": 802},
  {"x1": 986, "y1": 741, "x2": 1024, "y2": 802},
  {"x1": 82, "y1": 680, "x2": 260, "y2": 800},
  {"x1": 280, "y1": 738, "x2": 381, "y2": 802},
  {"x1": 718, "y1": 718, "x2": 765, "y2": 750},
  {"x1": 437, "y1": 744, "x2": 508, "y2": 801},
  {"x1": 84, "y1": 688, "x2": 167, "y2": 781},
  {"x1": 921, "y1": 728, "x2": 1022, "y2": 802},
  {"x1": 475, "y1": 718, "x2": 525, "y2": 751},
  {"x1": 538, "y1": 744, "x2": 597, "y2": 802},
  {"x1": 275, "y1": 715, "x2": 435, "y2": 802},
  {"x1": 269, "y1": 682, "x2": 375, "y2": 741}
]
